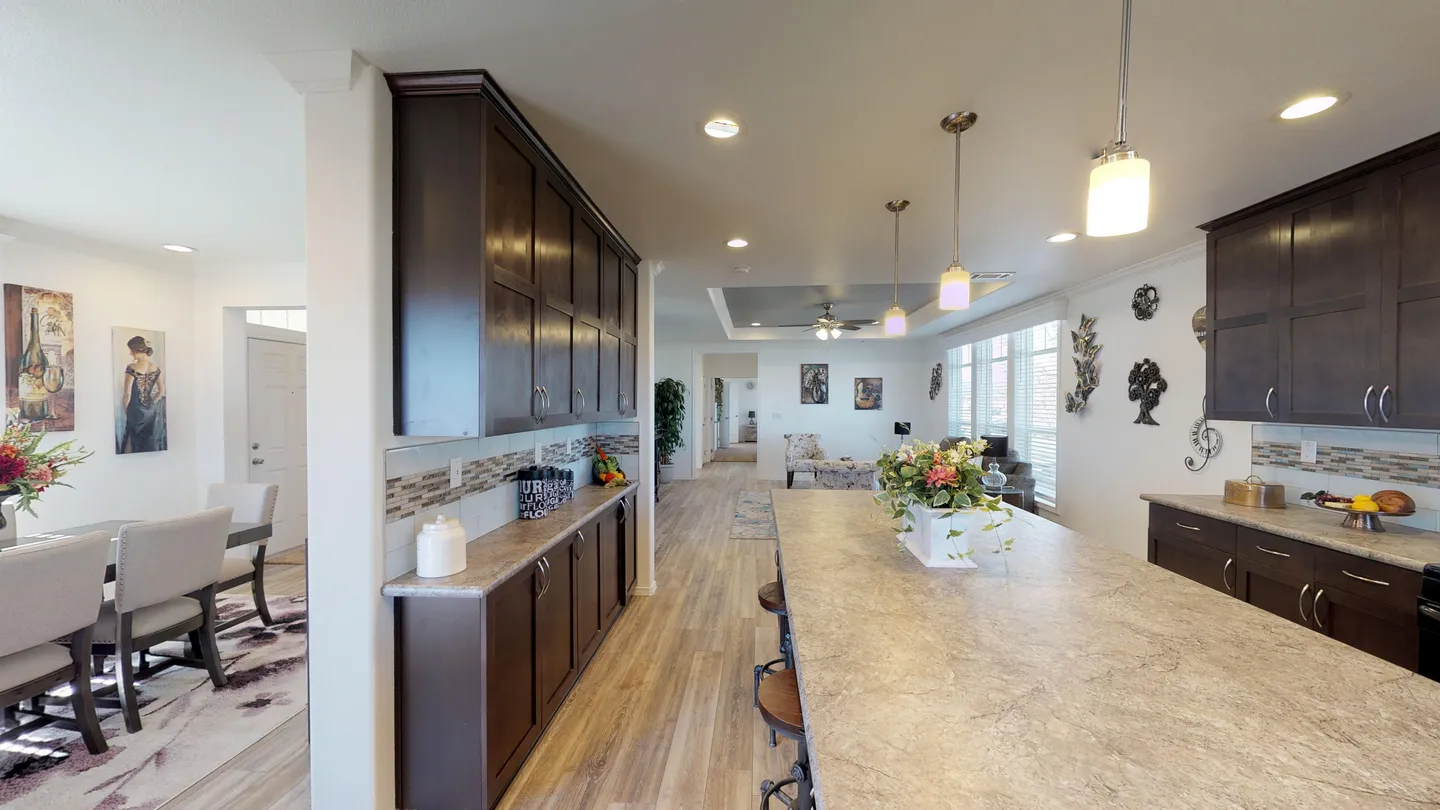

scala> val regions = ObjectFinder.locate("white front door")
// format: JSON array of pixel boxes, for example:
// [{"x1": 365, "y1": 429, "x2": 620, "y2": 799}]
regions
[{"x1": 247, "y1": 338, "x2": 308, "y2": 554}]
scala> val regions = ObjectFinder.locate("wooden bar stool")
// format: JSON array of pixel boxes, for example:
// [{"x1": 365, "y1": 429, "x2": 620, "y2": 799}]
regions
[
  {"x1": 757, "y1": 668, "x2": 814, "y2": 809},
  {"x1": 753, "y1": 579, "x2": 791, "y2": 747}
]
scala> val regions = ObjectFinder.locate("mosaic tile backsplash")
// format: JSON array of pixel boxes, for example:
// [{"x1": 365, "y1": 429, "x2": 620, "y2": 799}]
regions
[{"x1": 1250, "y1": 424, "x2": 1440, "y2": 533}]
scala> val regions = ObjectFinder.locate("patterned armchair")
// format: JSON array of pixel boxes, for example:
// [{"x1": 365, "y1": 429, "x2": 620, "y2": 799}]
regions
[{"x1": 783, "y1": 433, "x2": 826, "y2": 488}]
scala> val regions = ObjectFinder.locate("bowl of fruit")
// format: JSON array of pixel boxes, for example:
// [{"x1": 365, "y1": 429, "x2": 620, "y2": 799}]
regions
[{"x1": 1301, "y1": 489, "x2": 1415, "y2": 532}]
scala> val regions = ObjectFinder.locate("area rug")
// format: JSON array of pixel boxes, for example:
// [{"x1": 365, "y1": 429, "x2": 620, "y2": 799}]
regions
[
  {"x1": 731, "y1": 491, "x2": 777, "y2": 539},
  {"x1": 711, "y1": 444, "x2": 757, "y2": 463},
  {"x1": 0, "y1": 595, "x2": 308, "y2": 809}
]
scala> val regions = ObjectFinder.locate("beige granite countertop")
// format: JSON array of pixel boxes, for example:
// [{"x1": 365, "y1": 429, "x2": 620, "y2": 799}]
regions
[
  {"x1": 1142, "y1": 493, "x2": 1440, "y2": 572},
  {"x1": 771, "y1": 489, "x2": 1440, "y2": 810},
  {"x1": 382, "y1": 482, "x2": 637, "y2": 598}
]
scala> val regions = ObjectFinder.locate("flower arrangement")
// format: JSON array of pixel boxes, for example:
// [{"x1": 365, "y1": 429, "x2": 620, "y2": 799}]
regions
[
  {"x1": 0, "y1": 422, "x2": 92, "y2": 515},
  {"x1": 874, "y1": 438, "x2": 1013, "y2": 561}
]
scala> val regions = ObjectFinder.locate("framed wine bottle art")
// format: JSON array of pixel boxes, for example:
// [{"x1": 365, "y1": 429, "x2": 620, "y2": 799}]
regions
[{"x1": 3, "y1": 285, "x2": 76, "y2": 432}]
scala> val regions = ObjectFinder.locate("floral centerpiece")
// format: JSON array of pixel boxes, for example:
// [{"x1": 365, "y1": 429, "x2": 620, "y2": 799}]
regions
[
  {"x1": 874, "y1": 438, "x2": 1013, "y2": 568},
  {"x1": 0, "y1": 422, "x2": 92, "y2": 516}
]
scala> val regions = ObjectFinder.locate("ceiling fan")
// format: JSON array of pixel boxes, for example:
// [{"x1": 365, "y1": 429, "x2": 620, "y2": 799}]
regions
[{"x1": 777, "y1": 303, "x2": 877, "y2": 340}]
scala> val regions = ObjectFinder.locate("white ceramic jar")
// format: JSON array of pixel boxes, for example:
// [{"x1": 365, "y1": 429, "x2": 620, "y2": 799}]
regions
[{"x1": 416, "y1": 515, "x2": 467, "y2": 578}]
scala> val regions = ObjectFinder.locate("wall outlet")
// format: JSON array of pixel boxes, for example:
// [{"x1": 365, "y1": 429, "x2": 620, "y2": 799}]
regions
[
  {"x1": 449, "y1": 457, "x2": 463, "y2": 489},
  {"x1": 772, "y1": 412, "x2": 782, "y2": 420},
  {"x1": 1300, "y1": 440, "x2": 1318, "y2": 464}
]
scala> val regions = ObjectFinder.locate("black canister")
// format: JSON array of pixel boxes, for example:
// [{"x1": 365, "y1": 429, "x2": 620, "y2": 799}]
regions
[
  {"x1": 561, "y1": 469, "x2": 575, "y2": 501},
  {"x1": 541, "y1": 466, "x2": 559, "y2": 511},
  {"x1": 519, "y1": 467, "x2": 547, "y2": 519}
]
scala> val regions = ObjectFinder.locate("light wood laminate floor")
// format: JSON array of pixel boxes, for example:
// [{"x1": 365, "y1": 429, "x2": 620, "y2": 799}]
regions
[{"x1": 170, "y1": 461, "x2": 792, "y2": 809}]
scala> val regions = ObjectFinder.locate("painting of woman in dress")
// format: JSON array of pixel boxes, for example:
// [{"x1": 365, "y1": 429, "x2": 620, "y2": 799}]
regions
[{"x1": 113, "y1": 328, "x2": 167, "y2": 453}]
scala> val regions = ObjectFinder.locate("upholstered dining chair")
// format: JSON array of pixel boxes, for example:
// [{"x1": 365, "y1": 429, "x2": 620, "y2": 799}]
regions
[
  {"x1": 208, "y1": 483, "x2": 280, "y2": 627},
  {"x1": 0, "y1": 531, "x2": 112, "y2": 754},
  {"x1": 783, "y1": 433, "x2": 826, "y2": 489},
  {"x1": 91, "y1": 507, "x2": 233, "y2": 733}
]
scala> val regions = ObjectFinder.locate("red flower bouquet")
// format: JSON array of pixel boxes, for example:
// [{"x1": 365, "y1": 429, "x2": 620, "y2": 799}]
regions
[{"x1": 0, "y1": 422, "x2": 91, "y2": 515}]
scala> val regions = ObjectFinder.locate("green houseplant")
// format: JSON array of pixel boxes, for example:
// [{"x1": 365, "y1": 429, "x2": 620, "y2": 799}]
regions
[{"x1": 655, "y1": 378, "x2": 687, "y2": 482}]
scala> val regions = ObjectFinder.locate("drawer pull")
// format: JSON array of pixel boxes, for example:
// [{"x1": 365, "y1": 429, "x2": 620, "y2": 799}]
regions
[
  {"x1": 1254, "y1": 545, "x2": 1290, "y2": 559},
  {"x1": 1298, "y1": 583, "x2": 1311, "y2": 623},
  {"x1": 1341, "y1": 569, "x2": 1389, "y2": 587},
  {"x1": 1175, "y1": 522, "x2": 1202, "y2": 532}
]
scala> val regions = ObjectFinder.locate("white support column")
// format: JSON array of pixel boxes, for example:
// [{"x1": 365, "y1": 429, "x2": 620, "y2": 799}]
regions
[
  {"x1": 635, "y1": 260, "x2": 660, "y2": 594},
  {"x1": 270, "y1": 50, "x2": 395, "y2": 809}
]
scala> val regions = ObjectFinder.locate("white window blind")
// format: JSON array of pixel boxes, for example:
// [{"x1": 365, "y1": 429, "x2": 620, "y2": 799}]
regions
[
  {"x1": 946, "y1": 343, "x2": 972, "y2": 438},
  {"x1": 945, "y1": 320, "x2": 1061, "y2": 509}
]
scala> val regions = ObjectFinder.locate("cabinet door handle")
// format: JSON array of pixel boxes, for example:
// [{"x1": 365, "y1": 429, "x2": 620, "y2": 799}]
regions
[
  {"x1": 576, "y1": 388, "x2": 585, "y2": 413},
  {"x1": 1298, "y1": 583, "x2": 1311, "y2": 623},
  {"x1": 533, "y1": 386, "x2": 544, "y2": 421},
  {"x1": 618, "y1": 499, "x2": 629, "y2": 521},
  {"x1": 1379, "y1": 385, "x2": 1392, "y2": 423},
  {"x1": 1363, "y1": 385, "x2": 1376, "y2": 422},
  {"x1": 1420, "y1": 604, "x2": 1440, "y2": 622},
  {"x1": 1265, "y1": 387, "x2": 1277, "y2": 419},
  {"x1": 1254, "y1": 545, "x2": 1290, "y2": 559},
  {"x1": 1175, "y1": 522, "x2": 1202, "y2": 532},
  {"x1": 1312, "y1": 588, "x2": 1326, "y2": 629},
  {"x1": 1341, "y1": 569, "x2": 1389, "y2": 587},
  {"x1": 575, "y1": 530, "x2": 586, "y2": 559},
  {"x1": 541, "y1": 386, "x2": 551, "y2": 422},
  {"x1": 1223, "y1": 558, "x2": 1234, "y2": 593}
]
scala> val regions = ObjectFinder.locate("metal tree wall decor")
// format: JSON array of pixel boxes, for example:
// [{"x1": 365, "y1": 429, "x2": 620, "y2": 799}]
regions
[
  {"x1": 1128, "y1": 358, "x2": 1167, "y2": 425},
  {"x1": 1064, "y1": 314, "x2": 1101, "y2": 414},
  {"x1": 928, "y1": 363, "x2": 942, "y2": 400},
  {"x1": 1185, "y1": 396, "x2": 1222, "y2": 472},
  {"x1": 1132, "y1": 284, "x2": 1159, "y2": 320}
]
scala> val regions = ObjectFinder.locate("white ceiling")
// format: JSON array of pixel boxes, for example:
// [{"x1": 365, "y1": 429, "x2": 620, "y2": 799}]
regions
[{"x1": 4, "y1": 1, "x2": 1440, "y2": 340}]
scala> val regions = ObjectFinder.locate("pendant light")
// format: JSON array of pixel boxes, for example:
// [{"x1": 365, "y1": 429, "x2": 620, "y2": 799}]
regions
[
  {"x1": 883, "y1": 199, "x2": 910, "y2": 336},
  {"x1": 938, "y1": 111, "x2": 977, "y2": 310},
  {"x1": 1086, "y1": 0, "x2": 1150, "y2": 237}
]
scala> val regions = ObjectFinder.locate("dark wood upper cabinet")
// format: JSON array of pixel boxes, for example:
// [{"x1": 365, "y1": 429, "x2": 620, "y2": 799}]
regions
[
  {"x1": 599, "y1": 332, "x2": 620, "y2": 417},
  {"x1": 620, "y1": 340, "x2": 637, "y2": 417},
  {"x1": 390, "y1": 70, "x2": 640, "y2": 437},
  {"x1": 1203, "y1": 129, "x2": 1440, "y2": 429}
]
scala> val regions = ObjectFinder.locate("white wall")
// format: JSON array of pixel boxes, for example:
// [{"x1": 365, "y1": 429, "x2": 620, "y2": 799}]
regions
[
  {"x1": 731, "y1": 378, "x2": 758, "y2": 439},
  {"x1": 655, "y1": 346, "x2": 697, "y2": 478},
  {"x1": 0, "y1": 237, "x2": 200, "y2": 534},
  {"x1": 1056, "y1": 243, "x2": 1252, "y2": 559}
]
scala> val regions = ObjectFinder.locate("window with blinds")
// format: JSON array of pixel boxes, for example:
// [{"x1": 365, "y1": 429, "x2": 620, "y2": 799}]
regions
[{"x1": 945, "y1": 320, "x2": 1061, "y2": 509}]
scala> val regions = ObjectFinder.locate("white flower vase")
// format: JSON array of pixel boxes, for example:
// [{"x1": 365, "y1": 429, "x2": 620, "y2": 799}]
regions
[
  {"x1": 0, "y1": 493, "x2": 19, "y2": 549},
  {"x1": 900, "y1": 505, "x2": 993, "y2": 569}
]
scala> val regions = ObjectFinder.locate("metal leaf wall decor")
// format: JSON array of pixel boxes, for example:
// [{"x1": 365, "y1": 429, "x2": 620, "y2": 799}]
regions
[
  {"x1": 1128, "y1": 358, "x2": 1167, "y2": 425},
  {"x1": 928, "y1": 363, "x2": 942, "y2": 400},
  {"x1": 1064, "y1": 314, "x2": 1101, "y2": 414}
]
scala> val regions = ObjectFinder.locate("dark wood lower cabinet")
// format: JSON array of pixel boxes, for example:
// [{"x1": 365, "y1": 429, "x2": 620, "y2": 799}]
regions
[
  {"x1": 1148, "y1": 504, "x2": 1422, "y2": 672},
  {"x1": 623, "y1": 494, "x2": 638, "y2": 601},
  {"x1": 1148, "y1": 531, "x2": 1234, "y2": 595},
  {"x1": 396, "y1": 498, "x2": 635, "y2": 810}
]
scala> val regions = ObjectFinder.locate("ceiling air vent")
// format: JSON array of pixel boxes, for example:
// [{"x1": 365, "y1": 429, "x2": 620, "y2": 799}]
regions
[{"x1": 969, "y1": 272, "x2": 1015, "y2": 282}]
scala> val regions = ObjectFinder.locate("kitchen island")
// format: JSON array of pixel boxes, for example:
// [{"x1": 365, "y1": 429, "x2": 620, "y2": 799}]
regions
[{"x1": 770, "y1": 489, "x2": 1440, "y2": 809}]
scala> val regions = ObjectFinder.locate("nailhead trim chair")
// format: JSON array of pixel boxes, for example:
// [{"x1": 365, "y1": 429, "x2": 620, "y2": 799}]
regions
[{"x1": 208, "y1": 483, "x2": 280, "y2": 628}]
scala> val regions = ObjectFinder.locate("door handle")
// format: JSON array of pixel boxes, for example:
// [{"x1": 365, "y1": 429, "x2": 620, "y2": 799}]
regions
[
  {"x1": 1379, "y1": 385, "x2": 1392, "y2": 423},
  {"x1": 1363, "y1": 385, "x2": 1376, "y2": 422},
  {"x1": 251, "y1": 458, "x2": 264, "y2": 465},
  {"x1": 1174, "y1": 522, "x2": 1201, "y2": 532},
  {"x1": 576, "y1": 388, "x2": 585, "y2": 413},
  {"x1": 1298, "y1": 583, "x2": 1311, "y2": 623},
  {"x1": 251, "y1": 442, "x2": 260, "y2": 450},
  {"x1": 575, "y1": 530, "x2": 586, "y2": 559},
  {"x1": 1265, "y1": 387, "x2": 1277, "y2": 419},
  {"x1": 540, "y1": 386, "x2": 550, "y2": 421},
  {"x1": 1312, "y1": 588, "x2": 1327, "y2": 629},
  {"x1": 618, "y1": 499, "x2": 628, "y2": 521},
  {"x1": 537, "y1": 557, "x2": 551, "y2": 598},
  {"x1": 1222, "y1": 558, "x2": 1234, "y2": 592},
  {"x1": 533, "y1": 386, "x2": 543, "y2": 422}
]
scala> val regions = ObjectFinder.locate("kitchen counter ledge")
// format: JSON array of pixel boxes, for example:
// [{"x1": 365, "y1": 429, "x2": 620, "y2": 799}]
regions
[
  {"x1": 383, "y1": 482, "x2": 637, "y2": 598},
  {"x1": 1142, "y1": 493, "x2": 1440, "y2": 572},
  {"x1": 772, "y1": 489, "x2": 1440, "y2": 810}
]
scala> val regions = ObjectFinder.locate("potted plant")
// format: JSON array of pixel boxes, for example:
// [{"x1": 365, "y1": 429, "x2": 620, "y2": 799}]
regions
[
  {"x1": 655, "y1": 378, "x2": 687, "y2": 483},
  {"x1": 874, "y1": 438, "x2": 1013, "y2": 568}
]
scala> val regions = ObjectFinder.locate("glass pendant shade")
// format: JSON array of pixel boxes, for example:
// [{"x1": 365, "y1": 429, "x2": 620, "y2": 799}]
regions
[
  {"x1": 939, "y1": 263, "x2": 971, "y2": 310},
  {"x1": 883, "y1": 304, "x2": 907, "y2": 336},
  {"x1": 1086, "y1": 154, "x2": 1150, "y2": 237},
  {"x1": 829, "y1": 327, "x2": 842, "y2": 339},
  {"x1": 816, "y1": 329, "x2": 829, "y2": 340}
]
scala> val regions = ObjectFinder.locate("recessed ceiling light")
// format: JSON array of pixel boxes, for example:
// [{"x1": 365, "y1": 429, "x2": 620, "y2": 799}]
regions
[
  {"x1": 162, "y1": 244, "x2": 197, "y2": 253},
  {"x1": 703, "y1": 119, "x2": 741, "y2": 138},
  {"x1": 1279, "y1": 94, "x2": 1342, "y2": 120},
  {"x1": 1046, "y1": 232, "x2": 1078, "y2": 243},
  {"x1": 750, "y1": 322, "x2": 762, "y2": 327},
  {"x1": 726, "y1": 238, "x2": 748, "y2": 248}
]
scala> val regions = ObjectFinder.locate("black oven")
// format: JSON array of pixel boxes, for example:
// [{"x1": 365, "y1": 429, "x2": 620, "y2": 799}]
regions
[{"x1": 1421, "y1": 565, "x2": 1440, "y2": 682}]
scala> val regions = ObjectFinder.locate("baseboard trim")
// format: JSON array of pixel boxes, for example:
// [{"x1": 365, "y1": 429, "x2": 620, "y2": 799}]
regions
[{"x1": 632, "y1": 581, "x2": 658, "y2": 596}]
